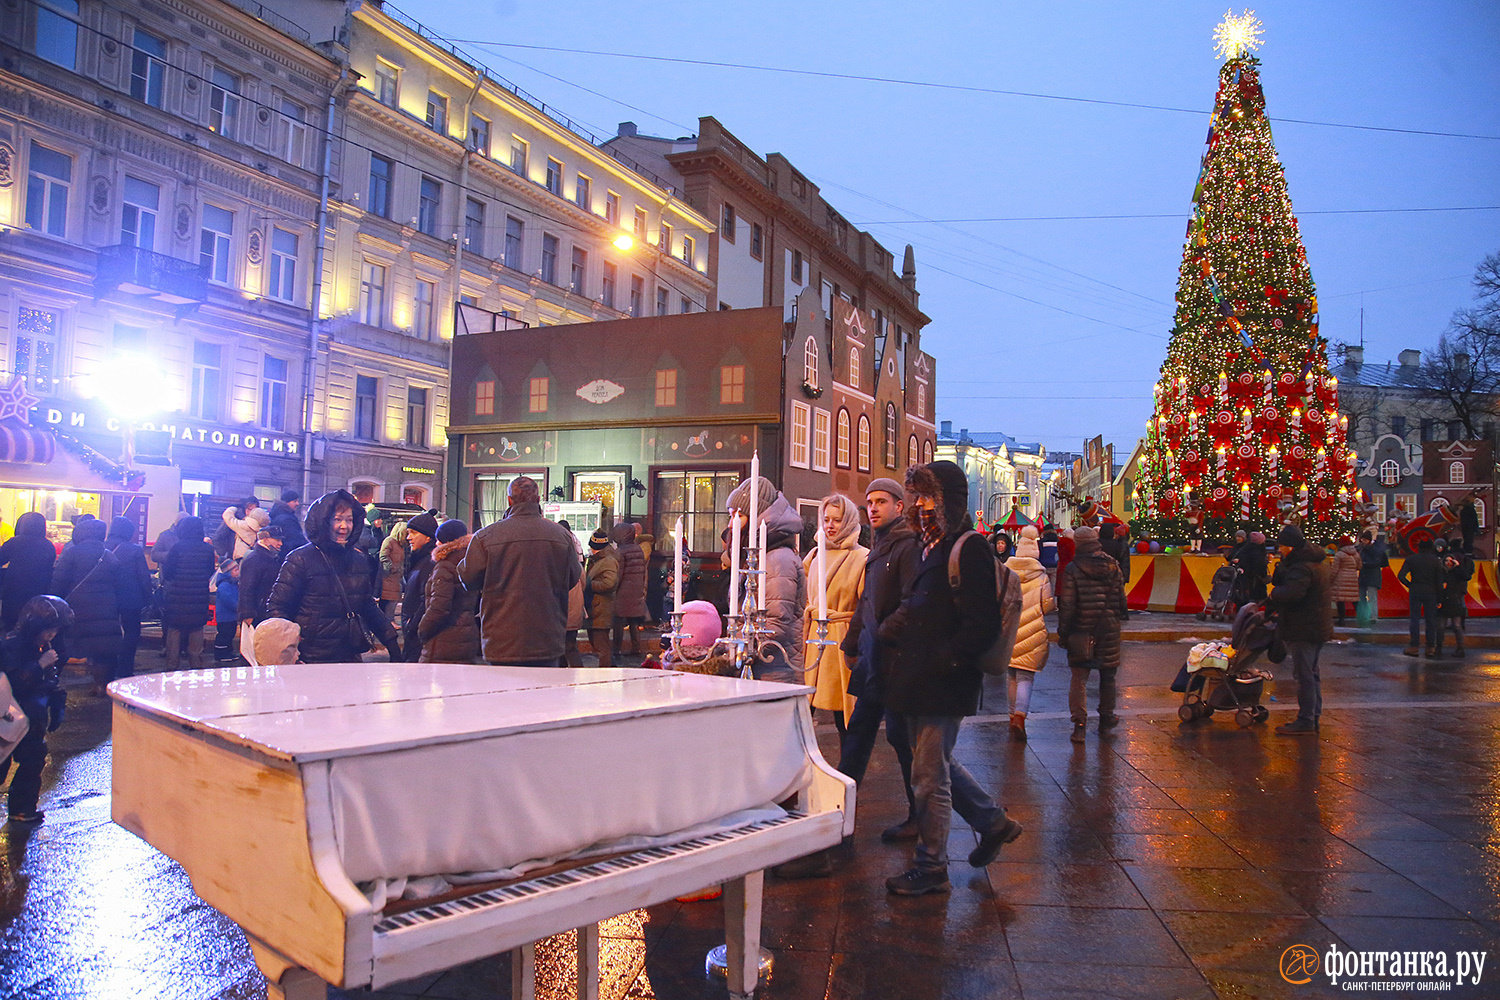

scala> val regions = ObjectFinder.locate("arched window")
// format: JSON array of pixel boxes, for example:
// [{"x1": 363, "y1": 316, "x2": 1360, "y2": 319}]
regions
[
  {"x1": 836, "y1": 408, "x2": 851, "y2": 468},
  {"x1": 923, "y1": 439, "x2": 934, "y2": 464},
  {"x1": 803, "y1": 336, "x2": 818, "y2": 389},
  {"x1": 1379, "y1": 459, "x2": 1401, "y2": 486},
  {"x1": 848, "y1": 346, "x2": 860, "y2": 390},
  {"x1": 1450, "y1": 461, "x2": 1465, "y2": 484},
  {"x1": 1430, "y1": 497, "x2": 1449, "y2": 511},
  {"x1": 884, "y1": 403, "x2": 898, "y2": 468},
  {"x1": 907, "y1": 434, "x2": 919, "y2": 469},
  {"x1": 857, "y1": 414, "x2": 871, "y2": 472},
  {"x1": 1475, "y1": 499, "x2": 1486, "y2": 528}
]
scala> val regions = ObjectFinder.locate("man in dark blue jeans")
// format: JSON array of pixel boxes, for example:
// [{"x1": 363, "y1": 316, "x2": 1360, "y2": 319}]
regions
[{"x1": 1267, "y1": 524, "x2": 1333, "y2": 736}]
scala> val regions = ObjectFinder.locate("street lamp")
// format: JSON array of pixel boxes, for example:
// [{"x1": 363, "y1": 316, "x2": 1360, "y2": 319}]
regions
[{"x1": 612, "y1": 233, "x2": 634, "y2": 251}]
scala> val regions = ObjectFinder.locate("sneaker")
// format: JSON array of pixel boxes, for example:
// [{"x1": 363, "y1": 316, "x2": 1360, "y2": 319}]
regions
[
  {"x1": 1009, "y1": 713, "x2": 1027, "y2": 743},
  {"x1": 770, "y1": 850, "x2": 833, "y2": 879},
  {"x1": 880, "y1": 818, "x2": 919, "y2": 843},
  {"x1": 1403, "y1": 647, "x2": 1419, "y2": 657},
  {"x1": 968, "y1": 817, "x2": 1024, "y2": 867},
  {"x1": 7, "y1": 811, "x2": 44, "y2": 825},
  {"x1": 1070, "y1": 723, "x2": 1086, "y2": 744},
  {"x1": 1275, "y1": 719, "x2": 1318, "y2": 736},
  {"x1": 885, "y1": 867, "x2": 951, "y2": 896},
  {"x1": 1098, "y1": 714, "x2": 1121, "y2": 733}
]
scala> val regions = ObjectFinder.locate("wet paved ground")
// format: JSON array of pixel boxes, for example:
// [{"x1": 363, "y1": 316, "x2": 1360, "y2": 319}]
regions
[{"x1": 3, "y1": 636, "x2": 1500, "y2": 999}]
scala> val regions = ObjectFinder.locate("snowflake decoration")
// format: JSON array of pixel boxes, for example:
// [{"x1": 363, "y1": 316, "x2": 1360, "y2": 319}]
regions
[{"x1": 1214, "y1": 9, "x2": 1264, "y2": 60}]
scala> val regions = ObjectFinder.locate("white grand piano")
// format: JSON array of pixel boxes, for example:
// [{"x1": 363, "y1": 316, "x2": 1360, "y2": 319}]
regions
[{"x1": 109, "y1": 664, "x2": 853, "y2": 1000}]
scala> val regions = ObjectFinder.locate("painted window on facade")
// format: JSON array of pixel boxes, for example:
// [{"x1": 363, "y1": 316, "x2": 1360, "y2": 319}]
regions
[
  {"x1": 1379, "y1": 459, "x2": 1400, "y2": 486},
  {"x1": 857, "y1": 414, "x2": 871, "y2": 472},
  {"x1": 908, "y1": 435, "x2": 919, "y2": 470},
  {"x1": 803, "y1": 337, "x2": 819, "y2": 390},
  {"x1": 655, "y1": 368, "x2": 677, "y2": 407},
  {"x1": 813, "y1": 408, "x2": 831, "y2": 473},
  {"x1": 720, "y1": 365, "x2": 745, "y2": 405},
  {"x1": 789, "y1": 401, "x2": 810, "y2": 468},
  {"x1": 884, "y1": 403, "x2": 897, "y2": 468},
  {"x1": 836, "y1": 409, "x2": 851, "y2": 467},
  {"x1": 849, "y1": 347, "x2": 860, "y2": 390},
  {"x1": 529, "y1": 377, "x2": 548, "y2": 413},
  {"x1": 1450, "y1": 461, "x2": 1465, "y2": 483},
  {"x1": 474, "y1": 380, "x2": 494, "y2": 416}
]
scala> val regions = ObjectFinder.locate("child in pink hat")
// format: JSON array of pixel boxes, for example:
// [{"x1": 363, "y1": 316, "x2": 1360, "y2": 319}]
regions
[{"x1": 657, "y1": 600, "x2": 736, "y2": 676}]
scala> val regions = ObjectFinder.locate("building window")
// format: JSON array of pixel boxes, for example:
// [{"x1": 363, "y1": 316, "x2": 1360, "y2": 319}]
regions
[
  {"x1": 375, "y1": 62, "x2": 398, "y2": 106},
  {"x1": 190, "y1": 340, "x2": 222, "y2": 421},
  {"x1": 601, "y1": 261, "x2": 617, "y2": 309},
  {"x1": 1420, "y1": 419, "x2": 1435, "y2": 442},
  {"x1": 917, "y1": 382, "x2": 926, "y2": 419},
  {"x1": 367, "y1": 154, "x2": 393, "y2": 217},
  {"x1": 604, "y1": 191, "x2": 620, "y2": 226},
  {"x1": 113, "y1": 322, "x2": 147, "y2": 354},
  {"x1": 907, "y1": 435, "x2": 919, "y2": 469},
  {"x1": 545, "y1": 158, "x2": 563, "y2": 195},
  {"x1": 209, "y1": 67, "x2": 240, "y2": 140},
  {"x1": 655, "y1": 368, "x2": 677, "y2": 407},
  {"x1": 803, "y1": 337, "x2": 819, "y2": 389},
  {"x1": 633, "y1": 206, "x2": 647, "y2": 238},
  {"x1": 528, "y1": 376, "x2": 548, "y2": 413},
  {"x1": 360, "y1": 260, "x2": 386, "y2": 326},
  {"x1": 354, "y1": 375, "x2": 378, "y2": 440},
  {"x1": 268, "y1": 228, "x2": 298, "y2": 303},
  {"x1": 750, "y1": 222, "x2": 763, "y2": 260},
  {"x1": 278, "y1": 100, "x2": 308, "y2": 165},
  {"x1": 570, "y1": 247, "x2": 588, "y2": 295},
  {"x1": 849, "y1": 347, "x2": 860, "y2": 390},
  {"x1": 813, "y1": 408, "x2": 831, "y2": 472},
  {"x1": 658, "y1": 222, "x2": 672, "y2": 254},
  {"x1": 1394, "y1": 493, "x2": 1417, "y2": 516},
  {"x1": 629, "y1": 275, "x2": 643, "y2": 317},
  {"x1": 34, "y1": 0, "x2": 78, "y2": 69},
  {"x1": 406, "y1": 386, "x2": 428, "y2": 446},
  {"x1": 1379, "y1": 459, "x2": 1401, "y2": 486},
  {"x1": 680, "y1": 297, "x2": 691, "y2": 314},
  {"x1": 25, "y1": 142, "x2": 70, "y2": 237},
  {"x1": 260, "y1": 355, "x2": 288, "y2": 431},
  {"x1": 1448, "y1": 420, "x2": 1463, "y2": 441},
  {"x1": 884, "y1": 403, "x2": 898, "y2": 468},
  {"x1": 1475, "y1": 499, "x2": 1486, "y2": 528},
  {"x1": 792, "y1": 249, "x2": 804, "y2": 283},
  {"x1": 790, "y1": 400, "x2": 811, "y2": 468},
  {"x1": 474, "y1": 380, "x2": 494, "y2": 416},
  {"x1": 1370, "y1": 494, "x2": 1387, "y2": 523},
  {"x1": 923, "y1": 440, "x2": 934, "y2": 464},
  {"x1": 574, "y1": 174, "x2": 591, "y2": 210},
  {"x1": 199, "y1": 204, "x2": 233, "y2": 283},
  {"x1": 468, "y1": 114, "x2": 490, "y2": 155},
  {"x1": 1391, "y1": 416, "x2": 1406, "y2": 438},
  {"x1": 720, "y1": 365, "x2": 745, "y2": 405},
  {"x1": 682, "y1": 235, "x2": 695, "y2": 266},
  {"x1": 413, "y1": 279, "x2": 436, "y2": 339},
  {"x1": 540, "y1": 234, "x2": 558, "y2": 284},
  {"x1": 14, "y1": 306, "x2": 60, "y2": 390},
  {"x1": 721, "y1": 203, "x2": 736, "y2": 243},
  {"x1": 836, "y1": 409, "x2": 851, "y2": 468},
  {"x1": 503, "y1": 216, "x2": 524, "y2": 269},
  {"x1": 656, "y1": 287, "x2": 668, "y2": 316},
  {"x1": 425, "y1": 90, "x2": 448, "y2": 133},
  {"x1": 509, "y1": 136, "x2": 528, "y2": 175},
  {"x1": 857, "y1": 414, "x2": 872, "y2": 472},
  {"x1": 1451, "y1": 461, "x2": 1466, "y2": 484},
  {"x1": 130, "y1": 28, "x2": 166, "y2": 108},
  {"x1": 418, "y1": 177, "x2": 441, "y2": 236},
  {"x1": 120, "y1": 176, "x2": 158, "y2": 249},
  {"x1": 464, "y1": 198, "x2": 485, "y2": 255},
  {"x1": 655, "y1": 470, "x2": 739, "y2": 554}
]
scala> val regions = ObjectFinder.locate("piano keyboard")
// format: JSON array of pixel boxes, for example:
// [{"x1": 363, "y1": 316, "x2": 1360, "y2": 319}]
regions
[{"x1": 374, "y1": 813, "x2": 801, "y2": 935}]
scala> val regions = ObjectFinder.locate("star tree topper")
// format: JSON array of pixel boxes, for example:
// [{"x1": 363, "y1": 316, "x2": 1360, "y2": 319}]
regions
[
  {"x1": 0, "y1": 376, "x2": 40, "y2": 423},
  {"x1": 1214, "y1": 9, "x2": 1264, "y2": 61}
]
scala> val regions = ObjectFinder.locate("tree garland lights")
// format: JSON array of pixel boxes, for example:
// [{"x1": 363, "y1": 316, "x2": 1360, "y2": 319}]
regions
[{"x1": 1133, "y1": 13, "x2": 1359, "y2": 543}]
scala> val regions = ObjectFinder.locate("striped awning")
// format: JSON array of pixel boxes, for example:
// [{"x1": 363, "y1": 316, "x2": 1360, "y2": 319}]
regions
[{"x1": 0, "y1": 421, "x2": 55, "y2": 465}]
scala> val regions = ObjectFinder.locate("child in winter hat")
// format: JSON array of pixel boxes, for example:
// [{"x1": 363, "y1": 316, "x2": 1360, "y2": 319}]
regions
[{"x1": 252, "y1": 618, "x2": 301, "y2": 666}]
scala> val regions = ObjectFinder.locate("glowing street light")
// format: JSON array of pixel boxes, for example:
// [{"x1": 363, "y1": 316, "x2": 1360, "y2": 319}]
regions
[{"x1": 612, "y1": 233, "x2": 634, "y2": 251}]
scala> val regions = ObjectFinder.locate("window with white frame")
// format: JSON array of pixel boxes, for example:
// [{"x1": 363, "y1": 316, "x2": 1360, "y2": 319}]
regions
[
  {"x1": 1370, "y1": 493, "x2": 1386, "y2": 523},
  {"x1": 917, "y1": 382, "x2": 927, "y2": 419},
  {"x1": 367, "y1": 154, "x2": 393, "y2": 217},
  {"x1": 268, "y1": 228, "x2": 297, "y2": 303},
  {"x1": 884, "y1": 404, "x2": 898, "y2": 468},
  {"x1": 209, "y1": 67, "x2": 240, "y2": 140},
  {"x1": 360, "y1": 260, "x2": 386, "y2": 326},
  {"x1": 907, "y1": 435, "x2": 919, "y2": 469},
  {"x1": 790, "y1": 400, "x2": 811, "y2": 468},
  {"x1": 1475, "y1": 499, "x2": 1486, "y2": 528},
  {"x1": 857, "y1": 414, "x2": 871, "y2": 472},
  {"x1": 682, "y1": 234, "x2": 695, "y2": 266},
  {"x1": 1394, "y1": 493, "x2": 1417, "y2": 516},
  {"x1": 540, "y1": 234, "x2": 558, "y2": 283},
  {"x1": 120, "y1": 175, "x2": 158, "y2": 249},
  {"x1": 406, "y1": 386, "x2": 428, "y2": 446},
  {"x1": 545, "y1": 158, "x2": 563, "y2": 195},
  {"x1": 465, "y1": 198, "x2": 485, "y2": 255},
  {"x1": 425, "y1": 90, "x2": 447, "y2": 133},
  {"x1": 849, "y1": 346, "x2": 860, "y2": 390},
  {"x1": 468, "y1": 114, "x2": 489, "y2": 155},
  {"x1": 34, "y1": 0, "x2": 78, "y2": 69},
  {"x1": 1431, "y1": 497, "x2": 1449, "y2": 511},
  {"x1": 605, "y1": 191, "x2": 620, "y2": 226},
  {"x1": 260, "y1": 355, "x2": 288, "y2": 431},
  {"x1": 374, "y1": 62, "x2": 398, "y2": 106},
  {"x1": 413, "y1": 279, "x2": 436, "y2": 339},
  {"x1": 25, "y1": 142, "x2": 70, "y2": 237},
  {"x1": 199, "y1": 204, "x2": 233, "y2": 283},
  {"x1": 836, "y1": 409, "x2": 851, "y2": 467},
  {"x1": 1379, "y1": 459, "x2": 1401, "y2": 486},
  {"x1": 509, "y1": 136, "x2": 527, "y2": 175},
  {"x1": 14, "y1": 306, "x2": 60, "y2": 390},
  {"x1": 601, "y1": 261, "x2": 617, "y2": 310},
  {"x1": 503, "y1": 216, "x2": 523, "y2": 269},
  {"x1": 1450, "y1": 461, "x2": 1465, "y2": 484},
  {"x1": 658, "y1": 222, "x2": 672, "y2": 254},
  {"x1": 812, "y1": 408, "x2": 831, "y2": 472},
  {"x1": 354, "y1": 375, "x2": 378, "y2": 440},
  {"x1": 923, "y1": 439, "x2": 934, "y2": 464},
  {"x1": 803, "y1": 337, "x2": 818, "y2": 389},
  {"x1": 570, "y1": 247, "x2": 587, "y2": 296},
  {"x1": 278, "y1": 100, "x2": 308, "y2": 165},
  {"x1": 418, "y1": 177, "x2": 441, "y2": 236},
  {"x1": 633, "y1": 206, "x2": 647, "y2": 238},
  {"x1": 190, "y1": 340, "x2": 222, "y2": 421},
  {"x1": 130, "y1": 28, "x2": 166, "y2": 108}
]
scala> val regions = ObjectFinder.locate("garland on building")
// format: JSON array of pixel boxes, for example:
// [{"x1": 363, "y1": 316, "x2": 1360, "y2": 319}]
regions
[{"x1": 1133, "y1": 11, "x2": 1359, "y2": 543}]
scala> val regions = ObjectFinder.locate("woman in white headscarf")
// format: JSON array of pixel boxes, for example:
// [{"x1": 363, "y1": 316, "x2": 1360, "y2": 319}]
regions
[{"x1": 802, "y1": 494, "x2": 867, "y2": 731}]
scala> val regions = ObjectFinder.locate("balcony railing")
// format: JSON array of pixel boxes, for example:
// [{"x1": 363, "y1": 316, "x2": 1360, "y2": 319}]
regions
[
  {"x1": 95, "y1": 244, "x2": 210, "y2": 306},
  {"x1": 455, "y1": 302, "x2": 531, "y2": 336}
]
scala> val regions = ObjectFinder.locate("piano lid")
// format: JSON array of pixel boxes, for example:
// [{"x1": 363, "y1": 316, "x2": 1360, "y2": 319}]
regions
[{"x1": 109, "y1": 665, "x2": 813, "y2": 763}]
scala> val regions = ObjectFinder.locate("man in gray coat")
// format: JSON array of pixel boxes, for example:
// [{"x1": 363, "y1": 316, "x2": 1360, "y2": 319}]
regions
[{"x1": 458, "y1": 476, "x2": 582, "y2": 666}]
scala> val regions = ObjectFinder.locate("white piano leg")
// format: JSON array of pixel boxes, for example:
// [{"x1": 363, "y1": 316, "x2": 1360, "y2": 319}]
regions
[
  {"x1": 722, "y1": 870, "x2": 765, "y2": 1000},
  {"x1": 576, "y1": 923, "x2": 601, "y2": 1000},
  {"x1": 511, "y1": 941, "x2": 536, "y2": 1000}
]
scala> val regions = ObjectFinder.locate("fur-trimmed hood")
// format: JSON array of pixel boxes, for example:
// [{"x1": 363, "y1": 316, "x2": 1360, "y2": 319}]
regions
[
  {"x1": 904, "y1": 460, "x2": 971, "y2": 538},
  {"x1": 432, "y1": 534, "x2": 471, "y2": 563}
]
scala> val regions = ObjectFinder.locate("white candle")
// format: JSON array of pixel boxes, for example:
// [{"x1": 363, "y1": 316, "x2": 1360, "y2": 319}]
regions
[
  {"x1": 673, "y1": 515, "x2": 684, "y2": 612},
  {"x1": 728, "y1": 512, "x2": 742, "y2": 617},
  {"x1": 816, "y1": 514, "x2": 828, "y2": 620},
  {"x1": 758, "y1": 519, "x2": 768, "y2": 608},
  {"x1": 745, "y1": 451, "x2": 760, "y2": 551}
]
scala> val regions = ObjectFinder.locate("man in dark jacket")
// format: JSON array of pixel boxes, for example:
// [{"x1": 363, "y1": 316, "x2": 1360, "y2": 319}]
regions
[
  {"x1": 838, "y1": 478, "x2": 920, "y2": 841},
  {"x1": 1397, "y1": 537, "x2": 1445, "y2": 657},
  {"x1": 1057, "y1": 525, "x2": 1127, "y2": 743},
  {"x1": 459, "y1": 477, "x2": 581, "y2": 666},
  {"x1": 267, "y1": 490, "x2": 400, "y2": 663},
  {"x1": 237, "y1": 525, "x2": 285, "y2": 630},
  {"x1": 1267, "y1": 523, "x2": 1334, "y2": 735},
  {"x1": 400, "y1": 511, "x2": 439, "y2": 661},
  {"x1": 51, "y1": 518, "x2": 125, "y2": 695},
  {"x1": 1355, "y1": 530, "x2": 1388, "y2": 628},
  {"x1": 268, "y1": 489, "x2": 308, "y2": 552},
  {"x1": 160, "y1": 516, "x2": 216, "y2": 671},
  {"x1": 104, "y1": 516, "x2": 153, "y2": 680},
  {"x1": 878, "y1": 461, "x2": 1022, "y2": 896},
  {"x1": 0, "y1": 511, "x2": 56, "y2": 628}
]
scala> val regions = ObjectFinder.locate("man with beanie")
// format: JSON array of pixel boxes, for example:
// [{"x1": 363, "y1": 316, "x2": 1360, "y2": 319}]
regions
[
  {"x1": 839, "y1": 477, "x2": 920, "y2": 841},
  {"x1": 459, "y1": 476, "x2": 581, "y2": 666},
  {"x1": 1267, "y1": 523, "x2": 1333, "y2": 735},
  {"x1": 270, "y1": 489, "x2": 307, "y2": 551},
  {"x1": 879, "y1": 461, "x2": 1022, "y2": 896},
  {"x1": 1057, "y1": 525, "x2": 1127, "y2": 743},
  {"x1": 401, "y1": 511, "x2": 439, "y2": 662}
]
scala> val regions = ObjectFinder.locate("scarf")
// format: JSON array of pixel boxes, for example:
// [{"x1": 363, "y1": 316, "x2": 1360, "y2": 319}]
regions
[{"x1": 915, "y1": 505, "x2": 943, "y2": 552}]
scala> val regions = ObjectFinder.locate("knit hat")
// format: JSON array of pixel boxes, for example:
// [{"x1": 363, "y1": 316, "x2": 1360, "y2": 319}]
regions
[
  {"x1": 280, "y1": 489, "x2": 301, "y2": 503},
  {"x1": 725, "y1": 476, "x2": 778, "y2": 519},
  {"x1": 1015, "y1": 535, "x2": 1040, "y2": 559},
  {"x1": 1020, "y1": 525, "x2": 1040, "y2": 541},
  {"x1": 1276, "y1": 524, "x2": 1306, "y2": 548},
  {"x1": 436, "y1": 519, "x2": 467, "y2": 544},
  {"x1": 865, "y1": 477, "x2": 904, "y2": 502},
  {"x1": 1336, "y1": 535, "x2": 1355, "y2": 547},
  {"x1": 406, "y1": 511, "x2": 439, "y2": 539},
  {"x1": 1249, "y1": 531, "x2": 1265, "y2": 544},
  {"x1": 259, "y1": 525, "x2": 284, "y2": 541},
  {"x1": 589, "y1": 528, "x2": 611, "y2": 551},
  {"x1": 679, "y1": 600, "x2": 722, "y2": 647},
  {"x1": 254, "y1": 618, "x2": 301, "y2": 666}
]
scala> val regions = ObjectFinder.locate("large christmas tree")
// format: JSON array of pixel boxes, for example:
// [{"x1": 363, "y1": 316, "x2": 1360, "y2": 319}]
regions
[{"x1": 1133, "y1": 11, "x2": 1358, "y2": 543}]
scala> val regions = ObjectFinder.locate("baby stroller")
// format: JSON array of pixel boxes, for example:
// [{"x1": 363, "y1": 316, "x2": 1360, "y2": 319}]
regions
[
  {"x1": 1176, "y1": 602, "x2": 1275, "y2": 727},
  {"x1": 1196, "y1": 563, "x2": 1240, "y2": 622}
]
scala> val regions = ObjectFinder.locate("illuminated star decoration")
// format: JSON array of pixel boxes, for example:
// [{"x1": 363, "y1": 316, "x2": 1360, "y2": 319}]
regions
[
  {"x1": 0, "y1": 376, "x2": 40, "y2": 423},
  {"x1": 1214, "y1": 9, "x2": 1264, "y2": 61}
]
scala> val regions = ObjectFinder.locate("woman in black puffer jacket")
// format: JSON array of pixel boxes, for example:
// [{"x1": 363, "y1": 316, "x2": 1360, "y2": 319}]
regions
[
  {"x1": 267, "y1": 490, "x2": 400, "y2": 663},
  {"x1": 160, "y1": 516, "x2": 216, "y2": 671},
  {"x1": 105, "y1": 516, "x2": 153, "y2": 680},
  {"x1": 51, "y1": 518, "x2": 125, "y2": 694},
  {"x1": 0, "y1": 512, "x2": 56, "y2": 628}
]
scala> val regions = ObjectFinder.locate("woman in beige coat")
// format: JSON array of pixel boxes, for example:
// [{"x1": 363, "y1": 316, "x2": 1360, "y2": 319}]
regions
[
  {"x1": 586, "y1": 529, "x2": 620, "y2": 668},
  {"x1": 1330, "y1": 535, "x2": 1361, "y2": 625},
  {"x1": 802, "y1": 494, "x2": 867, "y2": 730},
  {"x1": 1007, "y1": 527, "x2": 1055, "y2": 742}
]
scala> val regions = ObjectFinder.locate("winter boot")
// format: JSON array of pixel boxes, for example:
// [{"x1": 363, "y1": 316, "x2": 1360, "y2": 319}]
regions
[{"x1": 1009, "y1": 713, "x2": 1027, "y2": 743}]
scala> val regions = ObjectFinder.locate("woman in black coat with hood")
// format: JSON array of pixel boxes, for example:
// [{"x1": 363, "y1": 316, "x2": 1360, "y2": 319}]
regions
[
  {"x1": 399, "y1": 511, "x2": 439, "y2": 662},
  {"x1": 51, "y1": 517, "x2": 124, "y2": 694},
  {"x1": 0, "y1": 511, "x2": 56, "y2": 628},
  {"x1": 267, "y1": 490, "x2": 401, "y2": 663},
  {"x1": 105, "y1": 516, "x2": 153, "y2": 680},
  {"x1": 160, "y1": 516, "x2": 216, "y2": 671}
]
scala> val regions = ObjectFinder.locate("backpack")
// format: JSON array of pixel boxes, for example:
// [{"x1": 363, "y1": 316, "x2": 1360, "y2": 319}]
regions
[
  {"x1": 212, "y1": 521, "x2": 237, "y2": 559},
  {"x1": 947, "y1": 530, "x2": 1023, "y2": 676}
]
